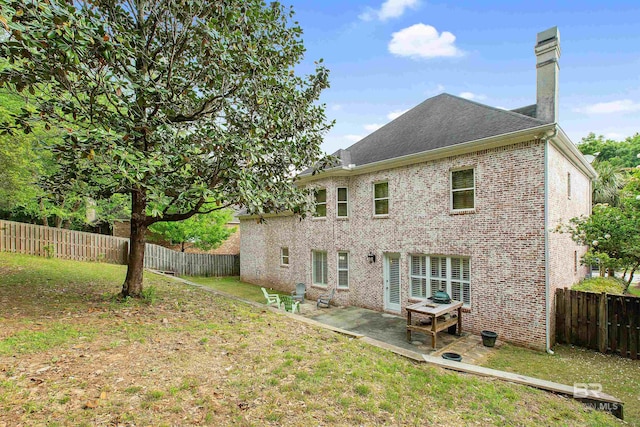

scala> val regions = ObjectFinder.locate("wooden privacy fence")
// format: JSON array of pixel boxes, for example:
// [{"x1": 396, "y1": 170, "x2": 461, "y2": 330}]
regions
[
  {"x1": 144, "y1": 243, "x2": 239, "y2": 277},
  {"x1": 0, "y1": 220, "x2": 239, "y2": 277},
  {"x1": 556, "y1": 288, "x2": 640, "y2": 359},
  {"x1": 0, "y1": 219, "x2": 128, "y2": 264}
]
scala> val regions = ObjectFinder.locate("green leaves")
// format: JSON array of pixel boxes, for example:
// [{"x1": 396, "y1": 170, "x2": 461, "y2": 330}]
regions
[{"x1": 565, "y1": 175, "x2": 640, "y2": 288}]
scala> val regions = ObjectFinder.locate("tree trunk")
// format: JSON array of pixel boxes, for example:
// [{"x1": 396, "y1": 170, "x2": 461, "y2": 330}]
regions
[
  {"x1": 181, "y1": 241, "x2": 185, "y2": 252},
  {"x1": 39, "y1": 199, "x2": 48, "y2": 226},
  {"x1": 122, "y1": 190, "x2": 147, "y2": 297}
]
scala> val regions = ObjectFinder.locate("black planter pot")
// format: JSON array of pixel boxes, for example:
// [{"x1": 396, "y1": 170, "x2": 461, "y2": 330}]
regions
[
  {"x1": 481, "y1": 330, "x2": 498, "y2": 347},
  {"x1": 442, "y1": 352, "x2": 462, "y2": 362}
]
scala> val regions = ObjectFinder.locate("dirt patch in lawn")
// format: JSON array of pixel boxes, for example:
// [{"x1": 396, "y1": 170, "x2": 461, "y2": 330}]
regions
[{"x1": 0, "y1": 253, "x2": 620, "y2": 426}]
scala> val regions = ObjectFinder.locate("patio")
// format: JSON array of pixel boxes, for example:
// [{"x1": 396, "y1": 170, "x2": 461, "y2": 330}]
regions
[{"x1": 301, "y1": 304, "x2": 499, "y2": 365}]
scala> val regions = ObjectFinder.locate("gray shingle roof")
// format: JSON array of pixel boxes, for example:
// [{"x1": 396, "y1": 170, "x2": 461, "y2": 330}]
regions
[{"x1": 340, "y1": 93, "x2": 547, "y2": 167}]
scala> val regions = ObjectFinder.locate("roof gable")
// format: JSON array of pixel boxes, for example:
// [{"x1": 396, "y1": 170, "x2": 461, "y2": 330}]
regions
[{"x1": 343, "y1": 93, "x2": 547, "y2": 167}]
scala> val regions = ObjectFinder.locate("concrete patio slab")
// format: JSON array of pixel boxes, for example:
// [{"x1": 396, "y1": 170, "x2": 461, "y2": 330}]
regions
[{"x1": 305, "y1": 306, "x2": 467, "y2": 356}]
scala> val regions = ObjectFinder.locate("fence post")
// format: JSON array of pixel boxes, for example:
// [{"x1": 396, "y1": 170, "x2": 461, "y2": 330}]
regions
[{"x1": 598, "y1": 292, "x2": 608, "y2": 353}]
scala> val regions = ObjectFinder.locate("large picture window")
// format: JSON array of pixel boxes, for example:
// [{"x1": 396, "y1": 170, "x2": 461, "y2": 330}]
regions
[
  {"x1": 373, "y1": 182, "x2": 389, "y2": 216},
  {"x1": 451, "y1": 168, "x2": 475, "y2": 211},
  {"x1": 312, "y1": 250, "x2": 328, "y2": 286},
  {"x1": 410, "y1": 255, "x2": 470, "y2": 306}
]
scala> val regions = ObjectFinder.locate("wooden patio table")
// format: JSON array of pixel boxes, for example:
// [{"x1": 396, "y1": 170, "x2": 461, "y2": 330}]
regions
[{"x1": 406, "y1": 300, "x2": 463, "y2": 349}]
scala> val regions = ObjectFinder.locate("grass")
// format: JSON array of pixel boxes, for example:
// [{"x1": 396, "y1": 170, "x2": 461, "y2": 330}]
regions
[
  {"x1": 0, "y1": 252, "x2": 621, "y2": 426},
  {"x1": 483, "y1": 343, "x2": 640, "y2": 425},
  {"x1": 186, "y1": 275, "x2": 289, "y2": 303},
  {"x1": 573, "y1": 277, "x2": 628, "y2": 294}
]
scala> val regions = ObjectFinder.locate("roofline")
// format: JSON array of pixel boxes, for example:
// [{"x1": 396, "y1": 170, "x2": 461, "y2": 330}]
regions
[
  {"x1": 551, "y1": 126, "x2": 597, "y2": 179},
  {"x1": 297, "y1": 123, "x2": 557, "y2": 184},
  {"x1": 238, "y1": 211, "x2": 295, "y2": 221}
]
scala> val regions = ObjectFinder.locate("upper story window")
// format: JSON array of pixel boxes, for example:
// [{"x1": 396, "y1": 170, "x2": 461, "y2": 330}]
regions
[
  {"x1": 337, "y1": 187, "x2": 348, "y2": 218},
  {"x1": 373, "y1": 182, "x2": 389, "y2": 216},
  {"x1": 567, "y1": 172, "x2": 572, "y2": 199},
  {"x1": 314, "y1": 188, "x2": 327, "y2": 217},
  {"x1": 281, "y1": 247, "x2": 289, "y2": 266},
  {"x1": 451, "y1": 168, "x2": 475, "y2": 211}
]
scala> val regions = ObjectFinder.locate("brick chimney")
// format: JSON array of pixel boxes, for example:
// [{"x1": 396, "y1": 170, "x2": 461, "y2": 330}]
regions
[{"x1": 535, "y1": 27, "x2": 560, "y2": 123}]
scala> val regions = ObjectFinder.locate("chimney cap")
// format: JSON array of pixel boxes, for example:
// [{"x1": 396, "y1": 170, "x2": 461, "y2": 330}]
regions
[{"x1": 536, "y1": 26, "x2": 559, "y2": 45}]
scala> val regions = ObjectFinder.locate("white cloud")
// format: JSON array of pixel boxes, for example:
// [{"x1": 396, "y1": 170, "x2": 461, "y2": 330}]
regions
[
  {"x1": 437, "y1": 84, "x2": 445, "y2": 92},
  {"x1": 574, "y1": 99, "x2": 640, "y2": 115},
  {"x1": 359, "y1": 0, "x2": 420, "y2": 21},
  {"x1": 344, "y1": 134, "x2": 364, "y2": 143},
  {"x1": 459, "y1": 92, "x2": 486, "y2": 101},
  {"x1": 331, "y1": 104, "x2": 343, "y2": 111},
  {"x1": 364, "y1": 123, "x2": 384, "y2": 132},
  {"x1": 388, "y1": 24, "x2": 463, "y2": 59},
  {"x1": 387, "y1": 109, "x2": 409, "y2": 120},
  {"x1": 605, "y1": 132, "x2": 625, "y2": 140}
]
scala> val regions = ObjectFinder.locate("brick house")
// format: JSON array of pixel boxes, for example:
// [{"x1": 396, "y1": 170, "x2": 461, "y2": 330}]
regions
[{"x1": 240, "y1": 27, "x2": 595, "y2": 350}]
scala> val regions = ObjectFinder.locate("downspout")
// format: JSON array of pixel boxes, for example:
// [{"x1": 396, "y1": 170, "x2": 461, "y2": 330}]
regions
[{"x1": 543, "y1": 128, "x2": 557, "y2": 354}]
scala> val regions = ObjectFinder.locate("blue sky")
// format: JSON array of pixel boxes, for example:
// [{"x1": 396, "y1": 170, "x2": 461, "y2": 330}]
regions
[{"x1": 286, "y1": 0, "x2": 640, "y2": 154}]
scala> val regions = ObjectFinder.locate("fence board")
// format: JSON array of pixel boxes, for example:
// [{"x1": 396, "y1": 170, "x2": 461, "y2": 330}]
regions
[
  {"x1": 630, "y1": 299, "x2": 639, "y2": 359},
  {"x1": 1, "y1": 220, "x2": 239, "y2": 277},
  {"x1": 555, "y1": 288, "x2": 639, "y2": 360},
  {"x1": 0, "y1": 219, "x2": 128, "y2": 264}
]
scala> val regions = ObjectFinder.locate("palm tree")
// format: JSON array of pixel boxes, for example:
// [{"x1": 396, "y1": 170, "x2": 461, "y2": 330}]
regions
[{"x1": 592, "y1": 160, "x2": 625, "y2": 207}]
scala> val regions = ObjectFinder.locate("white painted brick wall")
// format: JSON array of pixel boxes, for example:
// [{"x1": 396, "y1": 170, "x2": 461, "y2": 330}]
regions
[{"x1": 241, "y1": 138, "x2": 591, "y2": 349}]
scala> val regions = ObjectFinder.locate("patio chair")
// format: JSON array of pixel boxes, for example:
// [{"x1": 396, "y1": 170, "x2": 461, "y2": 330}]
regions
[
  {"x1": 291, "y1": 282, "x2": 307, "y2": 303},
  {"x1": 279, "y1": 295, "x2": 300, "y2": 313},
  {"x1": 261, "y1": 287, "x2": 280, "y2": 308},
  {"x1": 317, "y1": 288, "x2": 335, "y2": 308}
]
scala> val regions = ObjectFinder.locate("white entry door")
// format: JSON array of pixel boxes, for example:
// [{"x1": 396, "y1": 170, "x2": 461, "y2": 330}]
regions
[{"x1": 384, "y1": 253, "x2": 401, "y2": 312}]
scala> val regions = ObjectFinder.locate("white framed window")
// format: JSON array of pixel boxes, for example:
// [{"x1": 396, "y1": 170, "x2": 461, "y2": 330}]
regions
[
  {"x1": 567, "y1": 172, "x2": 572, "y2": 199},
  {"x1": 312, "y1": 250, "x2": 328, "y2": 286},
  {"x1": 337, "y1": 187, "x2": 349, "y2": 218},
  {"x1": 314, "y1": 188, "x2": 327, "y2": 217},
  {"x1": 373, "y1": 182, "x2": 389, "y2": 216},
  {"x1": 337, "y1": 251, "x2": 349, "y2": 288},
  {"x1": 410, "y1": 255, "x2": 471, "y2": 306},
  {"x1": 281, "y1": 247, "x2": 289, "y2": 266},
  {"x1": 451, "y1": 168, "x2": 475, "y2": 211}
]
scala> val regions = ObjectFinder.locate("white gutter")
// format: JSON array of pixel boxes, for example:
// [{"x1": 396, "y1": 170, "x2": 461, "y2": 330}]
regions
[{"x1": 543, "y1": 128, "x2": 556, "y2": 353}]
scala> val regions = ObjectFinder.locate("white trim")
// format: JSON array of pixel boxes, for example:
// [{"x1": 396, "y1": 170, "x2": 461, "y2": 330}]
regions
[
  {"x1": 450, "y1": 167, "x2": 475, "y2": 212},
  {"x1": 373, "y1": 181, "x2": 389, "y2": 216},
  {"x1": 544, "y1": 139, "x2": 551, "y2": 352},
  {"x1": 336, "y1": 187, "x2": 349, "y2": 218},
  {"x1": 280, "y1": 247, "x2": 289, "y2": 266},
  {"x1": 296, "y1": 124, "x2": 557, "y2": 184},
  {"x1": 384, "y1": 253, "x2": 401, "y2": 312},
  {"x1": 312, "y1": 250, "x2": 328, "y2": 286},
  {"x1": 314, "y1": 188, "x2": 327, "y2": 218},
  {"x1": 409, "y1": 254, "x2": 471, "y2": 307},
  {"x1": 337, "y1": 251, "x2": 349, "y2": 289}
]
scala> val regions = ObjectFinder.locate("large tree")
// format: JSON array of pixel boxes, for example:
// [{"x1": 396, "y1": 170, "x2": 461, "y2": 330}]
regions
[
  {"x1": 564, "y1": 171, "x2": 640, "y2": 292},
  {"x1": 149, "y1": 209, "x2": 235, "y2": 252},
  {"x1": 0, "y1": 0, "x2": 332, "y2": 296}
]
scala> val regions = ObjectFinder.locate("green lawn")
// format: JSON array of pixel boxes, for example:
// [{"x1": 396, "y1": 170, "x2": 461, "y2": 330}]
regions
[
  {"x1": 574, "y1": 276, "x2": 640, "y2": 297},
  {"x1": 185, "y1": 276, "x2": 290, "y2": 304},
  {"x1": 0, "y1": 252, "x2": 622, "y2": 426},
  {"x1": 483, "y1": 343, "x2": 640, "y2": 425}
]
